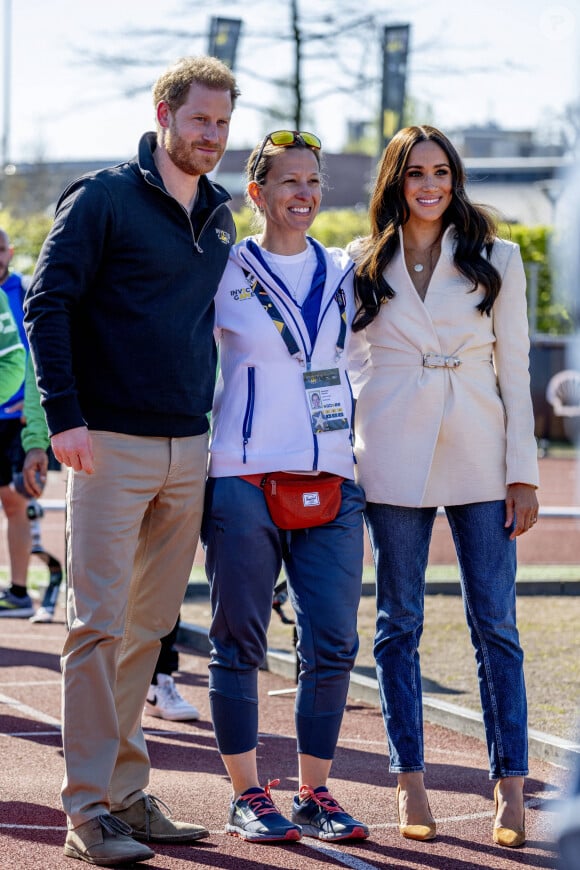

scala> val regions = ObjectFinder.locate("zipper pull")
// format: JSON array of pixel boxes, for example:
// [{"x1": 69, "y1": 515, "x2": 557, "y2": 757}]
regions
[{"x1": 270, "y1": 480, "x2": 277, "y2": 495}]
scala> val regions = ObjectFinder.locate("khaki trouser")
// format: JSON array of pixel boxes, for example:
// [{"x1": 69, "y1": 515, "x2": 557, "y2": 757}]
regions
[{"x1": 60, "y1": 430, "x2": 208, "y2": 828}]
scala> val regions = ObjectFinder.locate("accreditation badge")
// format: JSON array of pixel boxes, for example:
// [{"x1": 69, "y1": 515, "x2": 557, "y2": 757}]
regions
[{"x1": 303, "y1": 368, "x2": 349, "y2": 434}]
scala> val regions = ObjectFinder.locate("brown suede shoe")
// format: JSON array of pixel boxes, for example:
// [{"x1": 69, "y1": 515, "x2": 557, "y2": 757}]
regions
[
  {"x1": 63, "y1": 814, "x2": 154, "y2": 866},
  {"x1": 112, "y1": 794, "x2": 209, "y2": 843}
]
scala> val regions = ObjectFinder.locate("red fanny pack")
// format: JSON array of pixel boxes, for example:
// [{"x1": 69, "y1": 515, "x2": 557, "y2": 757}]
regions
[{"x1": 241, "y1": 472, "x2": 343, "y2": 530}]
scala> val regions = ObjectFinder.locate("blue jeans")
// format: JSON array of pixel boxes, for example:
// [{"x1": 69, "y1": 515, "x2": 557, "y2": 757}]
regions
[
  {"x1": 365, "y1": 500, "x2": 528, "y2": 780},
  {"x1": 202, "y1": 475, "x2": 365, "y2": 759}
]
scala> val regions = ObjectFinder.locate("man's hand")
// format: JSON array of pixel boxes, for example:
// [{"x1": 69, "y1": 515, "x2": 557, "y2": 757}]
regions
[
  {"x1": 22, "y1": 448, "x2": 49, "y2": 498},
  {"x1": 51, "y1": 427, "x2": 95, "y2": 473},
  {"x1": 505, "y1": 483, "x2": 539, "y2": 540}
]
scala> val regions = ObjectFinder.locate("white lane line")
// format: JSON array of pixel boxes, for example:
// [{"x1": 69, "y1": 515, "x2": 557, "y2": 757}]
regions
[
  {"x1": 0, "y1": 691, "x2": 61, "y2": 727},
  {"x1": 258, "y1": 732, "x2": 386, "y2": 747},
  {"x1": 259, "y1": 731, "x2": 462, "y2": 764},
  {"x1": 303, "y1": 841, "x2": 382, "y2": 869},
  {"x1": 0, "y1": 677, "x2": 62, "y2": 687},
  {"x1": 0, "y1": 799, "x2": 559, "y2": 839},
  {"x1": 1, "y1": 730, "x2": 61, "y2": 738},
  {"x1": 367, "y1": 796, "x2": 556, "y2": 829},
  {"x1": 0, "y1": 680, "x2": 61, "y2": 687}
]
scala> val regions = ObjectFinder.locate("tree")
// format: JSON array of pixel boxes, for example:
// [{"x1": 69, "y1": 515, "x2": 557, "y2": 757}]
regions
[
  {"x1": 79, "y1": 1, "x2": 400, "y2": 152},
  {"x1": 536, "y1": 99, "x2": 580, "y2": 159},
  {"x1": 560, "y1": 101, "x2": 580, "y2": 156},
  {"x1": 74, "y1": 0, "x2": 521, "y2": 154}
]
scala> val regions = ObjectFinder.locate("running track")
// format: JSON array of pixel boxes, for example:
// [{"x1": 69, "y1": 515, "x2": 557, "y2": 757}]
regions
[{"x1": 0, "y1": 616, "x2": 573, "y2": 869}]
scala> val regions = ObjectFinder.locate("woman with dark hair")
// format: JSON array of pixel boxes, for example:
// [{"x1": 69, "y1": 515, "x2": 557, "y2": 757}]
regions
[
  {"x1": 349, "y1": 125, "x2": 539, "y2": 848},
  {"x1": 202, "y1": 131, "x2": 369, "y2": 845}
]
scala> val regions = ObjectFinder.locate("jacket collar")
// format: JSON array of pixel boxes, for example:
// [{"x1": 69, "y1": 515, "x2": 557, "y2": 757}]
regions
[{"x1": 233, "y1": 235, "x2": 353, "y2": 290}]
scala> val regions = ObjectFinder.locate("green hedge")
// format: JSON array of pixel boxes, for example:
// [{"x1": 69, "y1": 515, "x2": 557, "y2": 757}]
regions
[
  {"x1": 306, "y1": 213, "x2": 567, "y2": 335},
  {"x1": 0, "y1": 207, "x2": 571, "y2": 335},
  {"x1": 0, "y1": 210, "x2": 54, "y2": 274},
  {"x1": 505, "y1": 224, "x2": 572, "y2": 335}
]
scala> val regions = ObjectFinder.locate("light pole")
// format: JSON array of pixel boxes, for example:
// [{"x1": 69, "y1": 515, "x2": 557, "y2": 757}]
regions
[
  {"x1": 1, "y1": 0, "x2": 11, "y2": 208},
  {"x1": 535, "y1": 177, "x2": 563, "y2": 226},
  {"x1": 1, "y1": 0, "x2": 11, "y2": 167}
]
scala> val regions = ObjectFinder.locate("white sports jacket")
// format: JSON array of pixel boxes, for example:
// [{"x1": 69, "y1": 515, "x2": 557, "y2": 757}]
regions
[{"x1": 209, "y1": 236, "x2": 358, "y2": 480}]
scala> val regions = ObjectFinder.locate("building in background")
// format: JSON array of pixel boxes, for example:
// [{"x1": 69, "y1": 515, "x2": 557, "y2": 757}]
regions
[{"x1": 1, "y1": 123, "x2": 570, "y2": 227}]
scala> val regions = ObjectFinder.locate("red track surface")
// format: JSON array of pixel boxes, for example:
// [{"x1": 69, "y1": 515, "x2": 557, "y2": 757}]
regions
[
  {"x1": 0, "y1": 616, "x2": 573, "y2": 870},
  {"x1": 1, "y1": 453, "x2": 577, "y2": 867}
]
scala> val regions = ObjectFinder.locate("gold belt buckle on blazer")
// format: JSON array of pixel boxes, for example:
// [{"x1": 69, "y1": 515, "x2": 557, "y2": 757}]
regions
[{"x1": 422, "y1": 352, "x2": 462, "y2": 368}]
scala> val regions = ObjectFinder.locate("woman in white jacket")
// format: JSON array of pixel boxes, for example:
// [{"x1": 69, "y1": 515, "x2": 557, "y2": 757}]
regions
[
  {"x1": 349, "y1": 126, "x2": 539, "y2": 849},
  {"x1": 202, "y1": 131, "x2": 368, "y2": 845}
]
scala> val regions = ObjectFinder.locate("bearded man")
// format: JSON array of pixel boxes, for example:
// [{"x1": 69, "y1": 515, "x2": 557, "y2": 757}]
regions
[{"x1": 24, "y1": 56, "x2": 239, "y2": 867}]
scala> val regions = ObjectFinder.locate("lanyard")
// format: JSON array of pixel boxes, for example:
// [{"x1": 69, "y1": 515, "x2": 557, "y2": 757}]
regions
[
  {"x1": 246, "y1": 238, "x2": 325, "y2": 345},
  {"x1": 242, "y1": 238, "x2": 347, "y2": 360},
  {"x1": 243, "y1": 268, "x2": 347, "y2": 362}
]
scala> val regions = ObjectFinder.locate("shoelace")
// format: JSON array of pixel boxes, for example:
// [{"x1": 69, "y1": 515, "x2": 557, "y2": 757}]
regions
[
  {"x1": 162, "y1": 681, "x2": 184, "y2": 705},
  {"x1": 298, "y1": 784, "x2": 343, "y2": 814},
  {"x1": 143, "y1": 794, "x2": 173, "y2": 840},
  {"x1": 97, "y1": 814, "x2": 133, "y2": 837},
  {"x1": 240, "y1": 778, "x2": 282, "y2": 817}
]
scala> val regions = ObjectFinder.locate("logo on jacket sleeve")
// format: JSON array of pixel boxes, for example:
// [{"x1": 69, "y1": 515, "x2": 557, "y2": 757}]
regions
[
  {"x1": 215, "y1": 228, "x2": 231, "y2": 245},
  {"x1": 230, "y1": 284, "x2": 255, "y2": 301},
  {"x1": 230, "y1": 272, "x2": 256, "y2": 302}
]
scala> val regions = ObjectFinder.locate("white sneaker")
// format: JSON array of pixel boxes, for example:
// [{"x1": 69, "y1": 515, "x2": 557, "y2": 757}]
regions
[
  {"x1": 144, "y1": 673, "x2": 200, "y2": 721},
  {"x1": 29, "y1": 606, "x2": 54, "y2": 623}
]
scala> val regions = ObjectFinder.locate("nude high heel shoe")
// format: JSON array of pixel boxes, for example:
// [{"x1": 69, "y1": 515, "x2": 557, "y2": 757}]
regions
[
  {"x1": 396, "y1": 784, "x2": 436, "y2": 841},
  {"x1": 492, "y1": 781, "x2": 525, "y2": 848}
]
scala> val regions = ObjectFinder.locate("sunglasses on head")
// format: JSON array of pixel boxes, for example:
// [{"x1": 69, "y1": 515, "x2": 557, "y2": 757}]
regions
[{"x1": 251, "y1": 130, "x2": 322, "y2": 180}]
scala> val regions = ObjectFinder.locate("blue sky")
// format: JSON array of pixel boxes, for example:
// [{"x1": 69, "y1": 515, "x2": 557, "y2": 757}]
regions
[{"x1": 1, "y1": 0, "x2": 578, "y2": 163}]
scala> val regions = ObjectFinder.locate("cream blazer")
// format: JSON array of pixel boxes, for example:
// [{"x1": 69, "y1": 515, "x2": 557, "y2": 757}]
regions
[{"x1": 348, "y1": 226, "x2": 539, "y2": 507}]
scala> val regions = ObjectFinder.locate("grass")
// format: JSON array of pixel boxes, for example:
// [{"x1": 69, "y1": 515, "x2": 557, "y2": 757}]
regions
[
  {"x1": 179, "y1": 591, "x2": 580, "y2": 742},
  {"x1": 424, "y1": 564, "x2": 580, "y2": 581},
  {"x1": 1, "y1": 566, "x2": 54, "y2": 591},
  {"x1": 4, "y1": 567, "x2": 579, "y2": 743},
  {"x1": 4, "y1": 561, "x2": 579, "y2": 606},
  {"x1": 183, "y1": 563, "x2": 580, "y2": 584}
]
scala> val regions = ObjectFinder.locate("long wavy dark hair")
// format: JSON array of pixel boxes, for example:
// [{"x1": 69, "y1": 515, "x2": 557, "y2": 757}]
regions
[{"x1": 352, "y1": 125, "x2": 502, "y2": 331}]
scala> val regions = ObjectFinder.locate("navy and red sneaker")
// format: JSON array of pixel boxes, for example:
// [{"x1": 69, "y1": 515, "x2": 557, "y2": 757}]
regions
[
  {"x1": 291, "y1": 784, "x2": 370, "y2": 841},
  {"x1": 226, "y1": 779, "x2": 302, "y2": 843}
]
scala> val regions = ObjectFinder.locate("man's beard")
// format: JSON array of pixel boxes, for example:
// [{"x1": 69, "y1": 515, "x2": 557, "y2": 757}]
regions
[{"x1": 165, "y1": 125, "x2": 223, "y2": 177}]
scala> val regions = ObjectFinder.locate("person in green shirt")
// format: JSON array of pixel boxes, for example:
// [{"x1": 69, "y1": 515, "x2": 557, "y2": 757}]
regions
[
  {"x1": 0, "y1": 288, "x2": 25, "y2": 407},
  {"x1": 0, "y1": 287, "x2": 29, "y2": 613}
]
